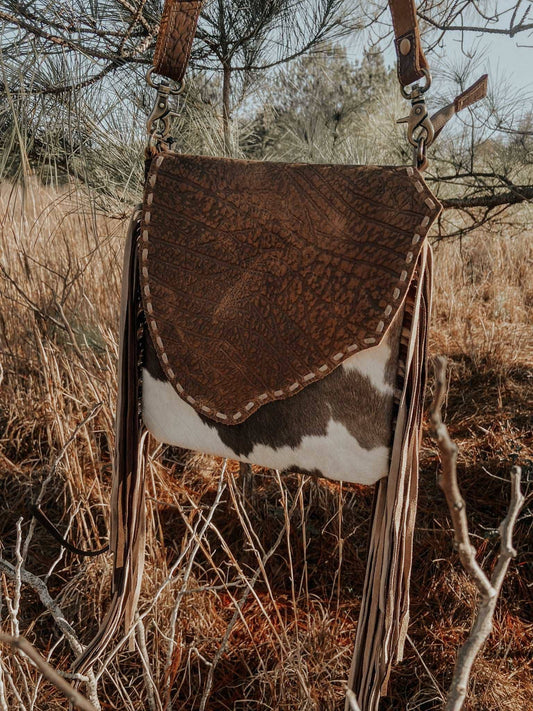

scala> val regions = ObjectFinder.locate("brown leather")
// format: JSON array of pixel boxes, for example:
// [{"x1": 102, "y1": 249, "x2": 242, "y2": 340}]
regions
[
  {"x1": 454, "y1": 73, "x2": 489, "y2": 111},
  {"x1": 153, "y1": 0, "x2": 428, "y2": 89},
  {"x1": 389, "y1": 0, "x2": 429, "y2": 86},
  {"x1": 139, "y1": 154, "x2": 441, "y2": 423},
  {"x1": 74, "y1": 214, "x2": 148, "y2": 673},
  {"x1": 431, "y1": 74, "x2": 489, "y2": 140},
  {"x1": 153, "y1": 0, "x2": 203, "y2": 83}
]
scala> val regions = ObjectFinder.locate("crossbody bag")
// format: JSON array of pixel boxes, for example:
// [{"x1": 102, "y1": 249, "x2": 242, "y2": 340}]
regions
[{"x1": 74, "y1": 2, "x2": 487, "y2": 707}]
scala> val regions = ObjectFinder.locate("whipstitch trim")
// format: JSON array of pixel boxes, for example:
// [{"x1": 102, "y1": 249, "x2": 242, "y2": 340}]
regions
[{"x1": 141, "y1": 158, "x2": 439, "y2": 423}]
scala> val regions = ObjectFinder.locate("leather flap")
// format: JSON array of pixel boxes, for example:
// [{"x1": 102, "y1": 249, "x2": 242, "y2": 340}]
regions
[{"x1": 139, "y1": 154, "x2": 441, "y2": 423}]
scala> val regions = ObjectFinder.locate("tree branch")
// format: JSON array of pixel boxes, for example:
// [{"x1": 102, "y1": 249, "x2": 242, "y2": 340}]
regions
[
  {"x1": 0, "y1": 634, "x2": 97, "y2": 711},
  {"x1": 442, "y1": 186, "x2": 533, "y2": 209},
  {"x1": 429, "y1": 357, "x2": 525, "y2": 711}
]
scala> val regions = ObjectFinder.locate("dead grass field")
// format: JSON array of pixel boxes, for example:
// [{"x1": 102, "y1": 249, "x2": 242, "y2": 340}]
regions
[{"x1": 0, "y1": 181, "x2": 531, "y2": 710}]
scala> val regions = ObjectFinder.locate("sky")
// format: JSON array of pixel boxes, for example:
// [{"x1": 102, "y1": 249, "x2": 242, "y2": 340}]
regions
[
  {"x1": 425, "y1": 28, "x2": 533, "y2": 94},
  {"x1": 349, "y1": 10, "x2": 533, "y2": 99}
]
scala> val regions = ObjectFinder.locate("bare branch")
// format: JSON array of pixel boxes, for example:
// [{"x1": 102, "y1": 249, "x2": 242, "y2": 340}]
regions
[
  {"x1": 0, "y1": 634, "x2": 97, "y2": 711},
  {"x1": 419, "y1": 13, "x2": 533, "y2": 37},
  {"x1": 429, "y1": 357, "x2": 525, "y2": 711},
  {"x1": 442, "y1": 186, "x2": 533, "y2": 209}
]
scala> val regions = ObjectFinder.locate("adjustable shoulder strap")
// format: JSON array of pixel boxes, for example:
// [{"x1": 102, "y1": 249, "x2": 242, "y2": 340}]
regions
[
  {"x1": 153, "y1": 0, "x2": 203, "y2": 83},
  {"x1": 153, "y1": 0, "x2": 429, "y2": 90}
]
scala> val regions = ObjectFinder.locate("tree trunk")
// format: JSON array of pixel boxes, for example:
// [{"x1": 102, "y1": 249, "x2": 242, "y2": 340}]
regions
[{"x1": 222, "y1": 62, "x2": 232, "y2": 154}]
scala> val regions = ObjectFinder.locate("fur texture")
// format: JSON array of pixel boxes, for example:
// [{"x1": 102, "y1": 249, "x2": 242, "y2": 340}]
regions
[{"x1": 142, "y1": 310, "x2": 401, "y2": 484}]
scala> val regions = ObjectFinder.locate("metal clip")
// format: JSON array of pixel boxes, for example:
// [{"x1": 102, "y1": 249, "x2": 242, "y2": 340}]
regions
[
  {"x1": 397, "y1": 93, "x2": 435, "y2": 149},
  {"x1": 146, "y1": 68, "x2": 183, "y2": 149},
  {"x1": 397, "y1": 84, "x2": 435, "y2": 171},
  {"x1": 147, "y1": 83, "x2": 174, "y2": 143}
]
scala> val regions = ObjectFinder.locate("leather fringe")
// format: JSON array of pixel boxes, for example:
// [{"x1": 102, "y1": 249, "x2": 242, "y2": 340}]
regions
[
  {"x1": 73, "y1": 211, "x2": 147, "y2": 673},
  {"x1": 346, "y1": 241, "x2": 433, "y2": 710},
  {"x1": 74, "y1": 217, "x2": 433, "y2": 695}
]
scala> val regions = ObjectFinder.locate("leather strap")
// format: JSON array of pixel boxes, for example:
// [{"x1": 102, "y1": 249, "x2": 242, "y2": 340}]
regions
[
  {"x1": 153, "y1": 0, "x2": 429, "y2": 89},
  {"x1": 153, "y1": 0, "x2": 203, "y2": 83},
  {"x1": 431, "y1": 74, "x2": 488, "y2": 140},
  {"x1": 388, "y1": 0, "x2": 429, "y2": 87}
]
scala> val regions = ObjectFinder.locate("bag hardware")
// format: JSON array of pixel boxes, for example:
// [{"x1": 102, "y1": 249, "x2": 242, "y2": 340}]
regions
[
  {"x1": 397, "y1": 75, "x2": 435, "y2": 171},
  {"x1": 145, "y1": 68, "x2": 183, "y2": 151}
]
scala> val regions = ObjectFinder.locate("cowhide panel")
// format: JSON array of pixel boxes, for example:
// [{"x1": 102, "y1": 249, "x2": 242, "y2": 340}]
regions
[{"x1": 141, "y1": 309, "x2": 402, "y2": 485}]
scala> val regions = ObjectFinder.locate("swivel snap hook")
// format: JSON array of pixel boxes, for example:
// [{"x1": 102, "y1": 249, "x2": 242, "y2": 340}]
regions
[{"x1": 146, "y1": 68, "x2": 183, "y2": 150}]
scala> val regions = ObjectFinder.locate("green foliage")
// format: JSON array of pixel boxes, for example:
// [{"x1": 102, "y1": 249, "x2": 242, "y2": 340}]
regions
[{"x1": 241, "y1": 46, "x2": 401, "y2": 164}]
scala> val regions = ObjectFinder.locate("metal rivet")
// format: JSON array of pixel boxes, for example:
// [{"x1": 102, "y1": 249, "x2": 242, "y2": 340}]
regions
[{"x1": 400, "y1": 38, "x2": 411, "y2": 55}]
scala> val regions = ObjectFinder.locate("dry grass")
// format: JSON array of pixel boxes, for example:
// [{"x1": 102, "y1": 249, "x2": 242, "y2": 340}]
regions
[{"x1": 0, "y1": 182, "x2": 531, "y2": 710}]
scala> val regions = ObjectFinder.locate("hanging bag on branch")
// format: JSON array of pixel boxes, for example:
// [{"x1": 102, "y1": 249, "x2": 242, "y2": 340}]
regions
[{"x1": 75, "y1": 2, "x2": 487, "y2": 707}]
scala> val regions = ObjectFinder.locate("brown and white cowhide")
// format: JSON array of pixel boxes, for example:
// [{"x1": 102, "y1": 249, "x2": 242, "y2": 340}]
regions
[{"x1": 141, "y1": 311, "x2": 402, "y2": 485}]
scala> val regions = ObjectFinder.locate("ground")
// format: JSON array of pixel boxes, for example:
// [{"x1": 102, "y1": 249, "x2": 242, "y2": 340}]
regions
[{"x1": 0, "y1": 182, "x2": 531, "y2": 710}]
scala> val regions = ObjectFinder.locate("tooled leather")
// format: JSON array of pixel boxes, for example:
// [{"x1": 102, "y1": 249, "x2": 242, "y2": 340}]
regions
[
  {"x1": 153, "y1": 0, "x2": 203, "y2": 82},
  {"x1": 139, "y1": 154, "x2": 441, "y2": 424}
]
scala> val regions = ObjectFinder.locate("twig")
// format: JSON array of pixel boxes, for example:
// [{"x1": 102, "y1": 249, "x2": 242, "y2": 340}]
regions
[
  {"x1": 0, "y1": 634, "x2": 97, "y2": 711},
  {"x1": 429, "y1": 357, "x2": 525, "y2": 711},
  {"x1": 0, "y1": 558, "x2": 81, "y2": 655},
  {"x1": 135, "y1": 618, "x2": 161, "y2": 711},
  {"x1": 5, "y1": 519, "x2": 23, "y2": 637}
]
